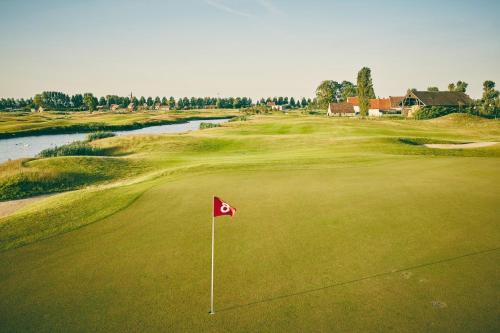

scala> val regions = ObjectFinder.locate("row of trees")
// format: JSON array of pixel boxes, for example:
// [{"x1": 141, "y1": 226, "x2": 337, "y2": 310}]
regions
[
  {"x1": 256, "y1": 97, "x2": 311, "y2": 108},
  {"x1": 0, "y1": 92, "x2": 313, "y2": 112},
  {"x1": 426, "y1": 80, "x2": 469, "y2": 93}
]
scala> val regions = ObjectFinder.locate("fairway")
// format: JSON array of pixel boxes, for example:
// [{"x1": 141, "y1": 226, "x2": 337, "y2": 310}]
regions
[{"x1": 0, "y1": 114, "x2": 499, "y2": 332}]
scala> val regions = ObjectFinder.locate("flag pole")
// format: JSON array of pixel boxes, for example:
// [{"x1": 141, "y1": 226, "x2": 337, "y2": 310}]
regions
[{"x1": 210, "y1": 195, "x2": 215, "y2": 315}]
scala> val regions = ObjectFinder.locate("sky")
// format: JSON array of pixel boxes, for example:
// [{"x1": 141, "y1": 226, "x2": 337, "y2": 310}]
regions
[{"x1": 0, "y1": 0, "x2": 499, "y2": 100}]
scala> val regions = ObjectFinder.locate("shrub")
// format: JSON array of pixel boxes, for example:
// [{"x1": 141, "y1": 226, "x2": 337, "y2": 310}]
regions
[
  {"x1": 87, "y1": 131, "x2": 116, "y2": 141},
  {"x1": 413, "y1": 106, "x2": 454, "y2": 119},
  {"x1": 199, "y1": 122, "x2": 221, "y2": 129},
  {"x1": 229, "y1": 115, "x2": 248, "y2": 122},
  {"x1": 37, "y1": 141, "x2": 106, "y2": 158}
]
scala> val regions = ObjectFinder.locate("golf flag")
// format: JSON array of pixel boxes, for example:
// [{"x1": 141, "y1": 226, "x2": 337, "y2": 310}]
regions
[
  {"x1": 213, "y1": 196, "x2": 236, "y2": 217},
  {"x1": 210, "y1": 196, "x2": 236, "y2": 315}
]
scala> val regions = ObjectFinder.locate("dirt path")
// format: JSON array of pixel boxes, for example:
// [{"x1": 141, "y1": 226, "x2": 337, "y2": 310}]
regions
[
  {"x1": 424, "y1": 142, "x2": 498, "y2": 149},
  {"x1": 0, "y1": 195, "x2": 53, "y2": 219}
]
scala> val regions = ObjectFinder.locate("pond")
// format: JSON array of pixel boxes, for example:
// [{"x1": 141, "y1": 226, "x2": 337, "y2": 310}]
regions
[{"x1": 0, "y1": 118, "x2": 229, "y2": 163}]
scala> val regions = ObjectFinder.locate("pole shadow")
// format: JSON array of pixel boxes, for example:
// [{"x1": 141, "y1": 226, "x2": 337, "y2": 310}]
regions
[{"x1": 217, "y1": 246, "x2": 500, "y2": 313}]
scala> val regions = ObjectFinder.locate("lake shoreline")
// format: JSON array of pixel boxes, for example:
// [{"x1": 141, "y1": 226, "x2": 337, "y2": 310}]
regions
[{"x1": 0, "y1": 115, "x2": 233, "y2": 139}]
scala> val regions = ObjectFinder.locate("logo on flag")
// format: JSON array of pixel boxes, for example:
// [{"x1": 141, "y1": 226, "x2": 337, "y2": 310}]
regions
[{"x1": 213, "y1": 196, "x2": 236, "y2": 217}]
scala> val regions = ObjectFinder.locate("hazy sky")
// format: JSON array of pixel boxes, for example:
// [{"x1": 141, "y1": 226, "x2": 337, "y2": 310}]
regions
[{"x1": 1, "y1": 0, "x2": 499, "y2": 99}]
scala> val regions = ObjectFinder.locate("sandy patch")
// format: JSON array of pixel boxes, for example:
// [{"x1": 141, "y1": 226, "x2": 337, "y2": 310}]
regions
[
  {"x1": 424, "y1": 142, "x2": 498, "y2": 149},
  {"x1": 431, "y1": 300, "x2": 448, "y2": 309},
  {"x1": 0, "y1": 195, "x2": 53, "y2": 219}
]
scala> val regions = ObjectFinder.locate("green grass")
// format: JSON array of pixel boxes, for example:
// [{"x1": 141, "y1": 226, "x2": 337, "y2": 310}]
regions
[
  {"x1": 0, "y1": 109, "x2": 238, "y2": 138},
  {"x1": 0, "y1": 156, "x2": 146, "y2": 200},
  {"x1": 0, "y1": 113, "x2": 499, "y2": 332}
]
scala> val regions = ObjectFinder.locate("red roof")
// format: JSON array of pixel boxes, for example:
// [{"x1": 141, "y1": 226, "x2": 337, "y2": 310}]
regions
[
  {"x1": 328, "y1": 103, "x2": 355, "y2": 113},
  {"x1": 347, "y1": 96, "x2": 395, "y2": 109},
  {"x1": 347, "y1": 96, "x2": 359, "y2": 106},
  {"x1": 389, "y1": 96, "x2": 404, "y2": 108}
]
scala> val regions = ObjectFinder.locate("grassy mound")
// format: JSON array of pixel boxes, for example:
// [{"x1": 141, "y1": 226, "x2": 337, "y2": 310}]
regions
[
  {"x1": 37, "y1": 141, "x2": 107, "y2": 158},
  {"x1": 398, "y1": 137, "x2": 468, "y2": 146},
  {"x1": 430, "y1": 113, "x2": 488, "y2": 123},
  {"x1": 0, "y1": 157, "x2": 140, "y2": 201}
]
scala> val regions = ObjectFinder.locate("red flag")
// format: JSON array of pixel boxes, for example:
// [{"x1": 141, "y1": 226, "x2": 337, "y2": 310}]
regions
[{"x1": 213, "y1": 196, "x2": 236, "y2": 217}]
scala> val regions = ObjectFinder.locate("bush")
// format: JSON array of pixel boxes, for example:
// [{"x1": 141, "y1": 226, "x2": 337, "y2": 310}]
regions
[
  {"x1": 199, "y1": 122, "x2": 221, "y2": 129},
  {"x1": 87, "y1": 131, "x2": 116, "y2": 141},
  {"x1": 229, "y1": 115, "x2": 248, "y2": 122},
  {"x1": 37, "y1": 141, "x2": 106, "y2": 158},
  {"x1": 413, "y1": 106, "x2": 455, "y2": 119}
]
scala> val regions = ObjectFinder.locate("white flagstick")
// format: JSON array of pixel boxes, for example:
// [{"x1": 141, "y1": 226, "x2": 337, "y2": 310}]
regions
[{"x1": 210, "y1": 196, "x2": 215, "y2": 315}]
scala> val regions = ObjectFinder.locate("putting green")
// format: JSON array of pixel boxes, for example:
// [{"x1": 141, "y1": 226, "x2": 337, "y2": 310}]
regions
[{"x1": 0, "y1": 114, "x2": 499, "y2": 331}]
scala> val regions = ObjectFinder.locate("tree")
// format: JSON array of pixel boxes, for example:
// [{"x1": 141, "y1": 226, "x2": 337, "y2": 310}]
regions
[
  {"x1": 448, "y1": 81, "x2": 468, "y2": 93},
  {"x1": 98, "y1": 96, "x2": 106, "y2": 106},
  {"x1": 455, "y1": 81, "x2": 468, "y2": 93},
  {"x1": 315, "y1": 80, "x2": 338, "y2": 108},
  {"x1": 339, "y1": 81, "x2": 357, "y2": 102},
  {"x1": 169, "y1": 96, "x2": 176, "y2": 108},
  {"x1": 139, "y1": 96, "x2": 146, "y2": 105},
  {"x1": 301, "y1": 97, "x2": 307, "y2": 107},
  {"x1": 33, "y1": 94, "x2": 43, "y2": 108},
  {"x1": 177, "y1": 98, "x2": 184, "y2": 109},
  {"x1": 132, "y1": 97, "x2": 139, "y2": 106},
  {"x1": 427, "y1": 87, "x2": 439, "y2": 92},
  {"x1": 481, "y1": 80, "x2": 499, "y2": 116},
  {"x1": 71, "y1": 94, "x2": 83, "y2": 108},
  {"x1": 83, "y1": 93, "x2": 96, "y2": 112},
  {"x1": 161, "y1": 97, "x2": 167, "y2": 105},
  {"x1": 357, "y1": 67, "x2": 375, "y2": 117},
  {"x1": 147, "y1": 96, "x2": 154, "y2": 106},
  {"x1": 290, "y1": 97, "x2": 296, "y2": 107}
]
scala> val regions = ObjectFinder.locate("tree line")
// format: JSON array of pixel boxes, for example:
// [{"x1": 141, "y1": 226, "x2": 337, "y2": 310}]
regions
[{"x1": 0, "y1": 92, "x2": 311, "y2": 111}]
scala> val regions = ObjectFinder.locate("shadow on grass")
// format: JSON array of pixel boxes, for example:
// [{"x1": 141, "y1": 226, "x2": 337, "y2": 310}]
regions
[{"x1": 217, "y1": 246, "x2": 500, "y2": 313}]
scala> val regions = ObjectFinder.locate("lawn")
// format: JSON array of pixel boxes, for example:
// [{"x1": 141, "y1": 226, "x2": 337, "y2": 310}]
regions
[{"x1": 0, "y1": 113, "x2": 499, "y2": 332}]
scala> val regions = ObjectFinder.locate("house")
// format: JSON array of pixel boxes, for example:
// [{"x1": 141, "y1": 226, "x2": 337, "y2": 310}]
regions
[
  {"x1": 400, "y1": 91, "x2": 473, "y2": 117},
  {"x1": 346, "y1": 96, "x2": 404, "y2": 116},
  {"x1": 327, "y1": 102, "x2": 356, "y2": 117},
  {"x1": 154, "y1": 102, "x2": 161, "y2": 110},
  {"x1": 274, "y1": 105, "x2": 288, "y2": 111},
  {"x1": 159, "y1": 105, "x2": 170, "y2": 111},
  {"x1": 389, "y1": 96, "x2": 404, "y2": 110},
  {"x1": 127, "y1": 103, "x2": 135, "y2": 111},
  {"x1": 110, "y1": 104, "x2": 120, "y2": 111},
  {"x1": 267, "y1": 101, "x2": 276, "y2": 108}
]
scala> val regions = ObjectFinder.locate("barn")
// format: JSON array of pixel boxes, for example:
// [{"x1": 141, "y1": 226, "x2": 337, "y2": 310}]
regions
[{"x1": 401, "y1": 91, "x2": 473, "y2": 117}]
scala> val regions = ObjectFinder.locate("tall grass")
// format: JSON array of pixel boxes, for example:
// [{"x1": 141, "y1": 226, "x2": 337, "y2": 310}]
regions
[
  {"x1": 199, "y1": 122, "x2": 221, "y2": 129},
  {"x1": 37, "y1": 141, "x2": 106, "y2": 158},
  {"x1": 87, "y1": 131, "x2": 116, "y2": 141}
]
